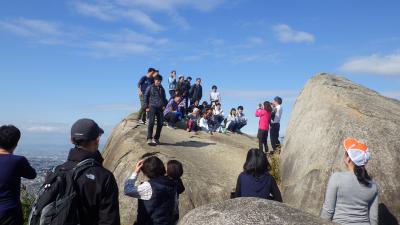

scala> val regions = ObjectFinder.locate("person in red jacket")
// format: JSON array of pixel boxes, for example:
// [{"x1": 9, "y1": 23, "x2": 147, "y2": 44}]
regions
[{"x1": 255, "y1": 101, "x2": 272, "y2": 153}]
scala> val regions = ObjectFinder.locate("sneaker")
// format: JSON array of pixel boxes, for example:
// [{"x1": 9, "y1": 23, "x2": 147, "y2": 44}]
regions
[
  {"x1": 167, "y1": 124, "x2": 174, "y2": 129},
  {"x1": 153, "y1": 139, "x2": 160, "y2": 145},
  {"x1": 147, "y1": 139, "x2": 152, "y2": 145},
  {"x1": 139, "y1": 120, "x2": 146, "y2": 125}
]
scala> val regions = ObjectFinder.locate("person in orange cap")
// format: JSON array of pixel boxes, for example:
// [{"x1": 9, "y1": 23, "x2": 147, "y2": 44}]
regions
[{"x1": 320, "y1": 138, "x2": 378, "y2": 225}]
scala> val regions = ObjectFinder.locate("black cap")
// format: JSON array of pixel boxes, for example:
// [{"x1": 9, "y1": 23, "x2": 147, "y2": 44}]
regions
[{"x1": 71, "y1": 119, "x2": 104, "y2": 141}]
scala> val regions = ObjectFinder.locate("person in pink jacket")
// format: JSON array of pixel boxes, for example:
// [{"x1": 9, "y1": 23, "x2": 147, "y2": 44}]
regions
[{"x1": 255, "y1": 101, "x2": 272, "y2": 153}]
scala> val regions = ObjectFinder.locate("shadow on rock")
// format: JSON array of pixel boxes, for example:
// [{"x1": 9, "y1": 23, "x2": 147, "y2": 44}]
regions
[{"x1": 160, "y1": 140, "x2": 216, "y2": 148}]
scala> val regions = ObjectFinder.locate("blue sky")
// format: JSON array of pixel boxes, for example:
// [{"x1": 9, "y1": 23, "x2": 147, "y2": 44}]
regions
[{"x1": 1, "y1": 0, "x2": 400, "y2": 150}]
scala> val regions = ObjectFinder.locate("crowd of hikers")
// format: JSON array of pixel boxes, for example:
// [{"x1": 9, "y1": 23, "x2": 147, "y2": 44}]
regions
[
  {"x1": 137, "y1": 68, "x2": 283, "y2": 154},
  {"x1": 0, "y1": 68, "x2": 378, "y2": 225}
]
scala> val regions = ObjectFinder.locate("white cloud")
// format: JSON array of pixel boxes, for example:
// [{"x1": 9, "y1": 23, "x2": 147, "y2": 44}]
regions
[
  {"x1": 86, "y1": 29, "x2": 169, "y2": 57},
  {"x1": 116, "y1": 0, "x2": 225, "y2": 12},
  {"x1": 273, "y1": 24, "x2": 315, "y2": 43},
  {"x1": 0, "y1": 18, "x2": 65, "y2": 44},
  {"x1": 73, "y1": 0, "x2": 225, "y2": 30},
  {"x1": 340, "y1": 53, "x2": 400, "y2": 76},
  {"x1": 72, "y1": 1, "x2": 163, "y2": 32}
]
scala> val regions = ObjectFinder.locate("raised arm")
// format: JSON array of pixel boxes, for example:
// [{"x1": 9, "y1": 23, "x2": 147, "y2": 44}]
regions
[
  {"x1": 255, "y1": 109, "x2": 265, "y2": 117},
  {"x1": 124, "y1": 160, "x2": 152, "y2": 200}
]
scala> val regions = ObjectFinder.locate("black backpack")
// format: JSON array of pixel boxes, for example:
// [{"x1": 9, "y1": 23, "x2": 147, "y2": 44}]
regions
[{"x1": 29, "y1": 158, "x2": 99, "y2": 225}]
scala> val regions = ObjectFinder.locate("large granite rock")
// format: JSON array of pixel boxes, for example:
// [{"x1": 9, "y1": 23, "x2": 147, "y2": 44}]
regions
[
  {"x1": 179, "y1": 197, "x2": 337, "y2": 225},
  {"x1": 281, "y1": 73, "x2": 400, "y2": 224},
  {"x1": 102, "y1": 113, "x2": 258, "y2": 225}
]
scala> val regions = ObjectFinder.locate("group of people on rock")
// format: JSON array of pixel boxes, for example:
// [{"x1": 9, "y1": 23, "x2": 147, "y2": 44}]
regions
[
  {"x1": 137, "y1": 68, "x2": 286, "y2": 151},
  {"x1": 0, "y1": 121, "x2": 378, "y2": 225},
  {"x1": 0, "y1": 68, "x2": 378, "y2": 225}
]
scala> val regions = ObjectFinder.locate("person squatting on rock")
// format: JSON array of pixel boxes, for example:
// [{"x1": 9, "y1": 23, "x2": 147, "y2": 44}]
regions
[
  {"x1": 163, "y1": 95, "x2": 183, "y2": 129},
  {"x1": 256, "y1": 101, "x2": 272, "y2": 153},
  {"x1": 226, "y1": 106, "x2": 248, "y2": 133},
  {"x1": 235, "y1": 148, "x2": 282, "y2": 201},
  {"x1": 144, "y1": 75, "x2": 168, "y2": 146},
  {"x1": 166, "y1": 160, "x2": 185, "y2": 225},
  {"x1": 124, "y1": 153, "x2": 183, "y2": 225},
  {"x1": 186, "y1": 108, "x2": 200, "y2": 132},
  {"x1": 0, "y1": 125, "x2": 37, "y2": 225},
  {"x1": 320, "y1": 138, "x2": 378, "y2": 225},
  {"x1": 270, "y1": 96, "x2": 283, "y2": 152},
  {"x1": 137, "y1": 68, "x2": 156, "y2": 124}
]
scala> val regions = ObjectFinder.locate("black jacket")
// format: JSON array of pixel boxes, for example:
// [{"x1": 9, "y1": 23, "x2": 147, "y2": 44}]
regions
[
  {"x1": 189, "y1": 84, "x2": 202, "y2": 102},
  {"x1": 136, "y1": 176, "x2": 177, "y2": 225},
  {"x1": 144, "y1": 84, "x2": 168, "y2": 109},
  {"x1": 60, "y1": 148, "x2": 120, "y2": 225}
]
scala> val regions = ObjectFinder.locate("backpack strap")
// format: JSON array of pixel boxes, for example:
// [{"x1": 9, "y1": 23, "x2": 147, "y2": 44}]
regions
[{"x1": 72, "y1": 158, "x2": 100, "y2": 181}]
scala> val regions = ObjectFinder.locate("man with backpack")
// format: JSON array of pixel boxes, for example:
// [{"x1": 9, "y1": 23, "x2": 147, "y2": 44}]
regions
[
  {"x1": 144, "y1": 75, "x2": 168, "y2": 145},
  {"x1": 29, "y1": 119, "x2": 120, "y2": 225}
]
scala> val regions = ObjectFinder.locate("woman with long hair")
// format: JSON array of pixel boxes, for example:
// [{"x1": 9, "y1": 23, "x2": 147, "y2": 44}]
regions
[
  {"x1": 256, "y1": 101, "x2": 272, "y2": 153},
  {"x1": 321, "y1": 138, "x2": 378, "y2": 225},
  {"x1": 235, "y1": 148, "x2": 282, "y2": 201}
]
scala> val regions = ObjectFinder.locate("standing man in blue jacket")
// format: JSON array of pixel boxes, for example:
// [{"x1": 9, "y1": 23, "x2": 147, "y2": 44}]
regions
[
  {"x1": 144, "y1": 75, "x2": 168, "y2": 145},
  {"x1": 137, "y1": 68, "x2": 156, "y2": 124},
  {"x1": 189, "y1": 78, "x2": 203, "y2": 106}
]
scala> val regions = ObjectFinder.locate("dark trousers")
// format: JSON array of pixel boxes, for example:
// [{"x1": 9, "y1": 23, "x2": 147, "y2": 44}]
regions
[
  {"x1": 270, "y1": 123, "x2": 281, "y2": 150},
  {"x1": 258, "y1": 129, "x2": 269, "y2": 152},
  {"x1": 164, "y1": 112, "x2": 179, "y2": 125},
  {"x1": 169, "y1": 90, "x2": 175, "y2": 99},
  {"x1": 137, "y1": 95, "x2": 146, "y2": 122},
  {"x1": 147, "y1": 106, "x2": 164, "y2": 140},
  {"x1": 0, "y1": 208, "x2": 23, "y2": 225}
]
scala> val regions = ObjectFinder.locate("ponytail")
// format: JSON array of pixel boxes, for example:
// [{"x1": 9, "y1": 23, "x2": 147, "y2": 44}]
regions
[{"x1": 354, "y1": 165, "x2": 371, "y2": 186}]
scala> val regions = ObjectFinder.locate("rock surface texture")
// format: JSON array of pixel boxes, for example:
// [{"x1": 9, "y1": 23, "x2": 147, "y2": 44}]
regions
[
  {"x1": 179, "y1": 197, "x2": 337, "y2": 225},
  {"x1": 281, "y1": 73, "x2": 400, "y2": 225},
  {"x1": 102, "y1": 114, "x2": 258, "y2": 225}
]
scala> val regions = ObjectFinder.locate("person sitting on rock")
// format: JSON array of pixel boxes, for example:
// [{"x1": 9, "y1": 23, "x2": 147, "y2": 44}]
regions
[
  {"x1": 199, "y1": 112, "x2": 212, "y2": 134},
  {"x1": 124, "y1": 154, "x2": 177, "y2": 225},
  {"x1": 164, "y1": 95, "x2": 183, "y2": 129},
  {"x1": 320, "y1": 138, "x2": 378, "y2": 225},
  {"x1": 226, "y1": 108, "x2": 238, "y2": 132},
  {"x1": 213, "y1": 102, "x2": 224, "y2": 125},
  {"x1": 188, "y1": 100, "x2": 200, "y2": 115},
  {"x1": 235, "y1": 106, "x2": 248, "y2": 133},
  {"x1": 235, "y1": 148, "x2": 282, "y2": 201},
  {"x1": 0, "y1": 125, "x2": 37, "y2": 225},
  {"x1": 186, "y1": 108, "x2": 200, "y2": 132},
  {"x1": 166, "y1": 160, "x2": 185, "y2": 225}
]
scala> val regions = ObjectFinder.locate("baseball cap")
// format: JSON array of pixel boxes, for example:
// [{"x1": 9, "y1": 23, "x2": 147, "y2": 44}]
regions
[
  {"x1": 71, "y1": 119, "x2": 104, "y2": 141},
  {"x1": 343, "y1": 138, "x2": 371, "y2": 166}
]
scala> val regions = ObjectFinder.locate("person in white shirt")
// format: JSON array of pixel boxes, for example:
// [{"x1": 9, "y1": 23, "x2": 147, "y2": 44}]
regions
[
  {"x1": 213, "y1": 102, "x2": 224, "y2": 124},
  {"x1": 270, "y1": 96, "x2": 283, "y2": 153},
  {"x1": 209, "y1": 85, "x2": 221, "y2": 106},
  {"x1": 226, "y1": 108, "x2": 237, "y2": 132},
  {"x1": 199, "y1": 112, "x2": 212, "y2": 134}
]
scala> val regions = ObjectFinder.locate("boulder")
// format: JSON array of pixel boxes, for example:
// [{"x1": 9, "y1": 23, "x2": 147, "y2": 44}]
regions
[
  {"x1": 281, "y1": 73, "x2": 400, "y2": 224},
  {"x1": 179, "y1": 197, "x2": 337, "y2": 225},
  {"x1": 102, "y1": 113, "x2": 258, "y2": 225}
]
